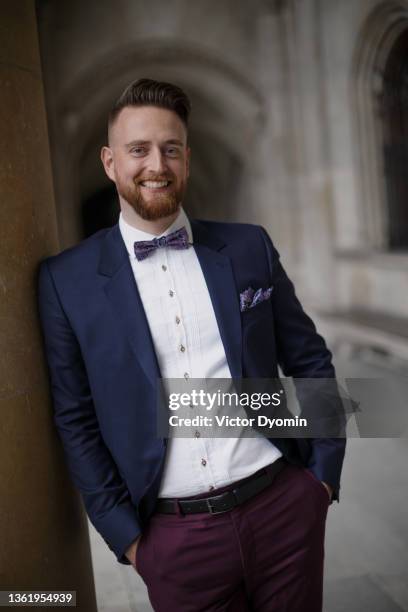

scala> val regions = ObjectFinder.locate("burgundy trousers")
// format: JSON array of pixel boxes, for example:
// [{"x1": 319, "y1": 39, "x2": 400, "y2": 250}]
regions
[{"x1": 135, "y1": 463, "x2": 330, "y2": 611}]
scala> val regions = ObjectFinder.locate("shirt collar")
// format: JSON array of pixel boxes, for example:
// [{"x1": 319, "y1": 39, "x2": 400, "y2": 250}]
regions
[{"x1": 118, "y1": 206, "x2": 193, "y2": 258}]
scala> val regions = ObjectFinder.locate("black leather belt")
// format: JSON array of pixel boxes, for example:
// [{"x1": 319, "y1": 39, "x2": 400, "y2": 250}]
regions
[{"x1": 155, "y1": 457, "x2": 287, "y2": 515}]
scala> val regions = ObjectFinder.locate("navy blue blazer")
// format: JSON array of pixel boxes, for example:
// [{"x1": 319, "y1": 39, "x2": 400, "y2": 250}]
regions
[{"x1": 38, "y1": 219, "x2": 346, "y2": 564}]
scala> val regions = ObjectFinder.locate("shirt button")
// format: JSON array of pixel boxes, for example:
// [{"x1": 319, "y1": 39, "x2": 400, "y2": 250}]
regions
[
  {"x1": 201, "y1": 458, "x2": 207, "y2": 466},
  {"x1": 180, "y1": 344, "x2": 185, "y2": 352},
  {"x1": 169, "y1": 290, "x2": 174, "y2": 297},
  {"x1": 184, "y1": 372, "x2": 189, "y2": 380},
  {"x1": 189, "y1": 403, "x2": 194, "y2": 409},
  {"x1": 194, "y1": 430, "x2": 200, "y2": 438},
  {"x1": 175, "y1": 316, "x2": 181, "y2": 325},
  {"x1": 162, "y1": 265, "x2": 167, "y2": 271}
]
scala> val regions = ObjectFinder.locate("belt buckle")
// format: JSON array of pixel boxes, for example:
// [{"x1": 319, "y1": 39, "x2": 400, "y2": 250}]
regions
[{"x1": 205, "y1": 492, "x2": 234, "y2": 514}]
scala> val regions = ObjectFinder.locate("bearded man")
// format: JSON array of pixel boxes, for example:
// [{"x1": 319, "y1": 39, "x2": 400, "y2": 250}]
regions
[{"x1": 38, "y1": 78, "x2": 346, "y2": 612}]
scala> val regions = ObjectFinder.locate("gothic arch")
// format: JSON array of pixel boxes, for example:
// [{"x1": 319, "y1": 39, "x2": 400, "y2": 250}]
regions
[
  {"x1": 49, "y1": 39, "x2": 265, "y2": 241},
  {"x1": 352, "y1": 1, "x2": 408, "y2": 250}
]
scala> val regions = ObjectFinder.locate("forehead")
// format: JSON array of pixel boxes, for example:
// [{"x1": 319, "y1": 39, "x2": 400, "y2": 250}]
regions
[{"x1": 110, "y1": 105, "x2": 187, "y2": 145}]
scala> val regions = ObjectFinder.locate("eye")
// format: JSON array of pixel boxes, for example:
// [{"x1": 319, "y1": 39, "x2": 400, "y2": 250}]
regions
[
  {"x1": 130, "y1": 147, "x2": 147, "y2": 156},
  {"x1": 165, "y1": 147, "x2": 180, "y2": 157}
]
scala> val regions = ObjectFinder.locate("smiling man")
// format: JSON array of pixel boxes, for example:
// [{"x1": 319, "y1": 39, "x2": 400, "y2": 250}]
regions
[
  {"x1": 38, "y1": 78, "x2": 346, "y2": 612},
  {"x1": 102, "y1": 100, "x2": 189, "y2": 229}
]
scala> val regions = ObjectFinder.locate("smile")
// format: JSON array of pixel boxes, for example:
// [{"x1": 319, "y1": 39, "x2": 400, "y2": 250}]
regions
[{"x1": 140, "y1": 180, "x2": 171, "y2": 189}]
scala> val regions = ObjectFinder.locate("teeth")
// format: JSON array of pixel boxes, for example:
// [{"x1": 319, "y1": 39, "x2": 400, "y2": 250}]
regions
[{"x1": 141, "y1": 181, "x2": 169, "y2": 188}]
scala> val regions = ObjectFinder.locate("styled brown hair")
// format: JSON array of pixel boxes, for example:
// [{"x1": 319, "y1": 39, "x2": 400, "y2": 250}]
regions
[{"x1": 108, "y1": 78, "x2": 191, "y2": 132}]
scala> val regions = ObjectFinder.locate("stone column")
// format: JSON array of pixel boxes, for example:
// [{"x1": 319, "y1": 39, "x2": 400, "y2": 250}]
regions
[{"x1": 0, "y1": 2, "x2": 97, "y2": 609}]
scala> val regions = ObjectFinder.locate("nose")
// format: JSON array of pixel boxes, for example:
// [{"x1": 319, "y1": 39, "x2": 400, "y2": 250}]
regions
[{"x1": 147, "y1": 147, "x2": 166, "y2": 174}]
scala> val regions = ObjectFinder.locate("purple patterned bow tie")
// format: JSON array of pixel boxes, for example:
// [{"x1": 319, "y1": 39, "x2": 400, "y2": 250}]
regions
[{"x1": 133, "y1": 226, "x2": 190, "y2": 261}]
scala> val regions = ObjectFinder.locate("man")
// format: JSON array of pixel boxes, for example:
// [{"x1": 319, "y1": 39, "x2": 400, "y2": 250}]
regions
[{"x1": 38, "y1": 78, "x2": 346, "y2": 611}]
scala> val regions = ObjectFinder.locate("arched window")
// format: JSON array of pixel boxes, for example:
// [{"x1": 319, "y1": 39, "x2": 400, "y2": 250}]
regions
[
  {"x1": 353, "y1": 2, "x2": 408, "y2": 251},
  {"x1": 379, "y1": 28, "x2": 408, "y2": 249}
]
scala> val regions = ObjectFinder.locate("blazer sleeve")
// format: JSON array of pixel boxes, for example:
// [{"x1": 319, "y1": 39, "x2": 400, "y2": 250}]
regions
[
  {"x1": 258, "y1": 226, "x2": 346, "y2": 503},
  {"x1": 37, "y1": 259, "x2": 141, "y2": 563}
]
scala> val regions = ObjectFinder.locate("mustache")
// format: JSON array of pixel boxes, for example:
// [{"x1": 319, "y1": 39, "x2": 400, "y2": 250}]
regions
[{"x1": 135, "y1": 174, "x2": 174, "y2": 183}]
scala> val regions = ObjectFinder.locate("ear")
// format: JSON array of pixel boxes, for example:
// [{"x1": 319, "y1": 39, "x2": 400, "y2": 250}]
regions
[{"x1": 100, "y1": 146, "x2": 116, "y2": 182}]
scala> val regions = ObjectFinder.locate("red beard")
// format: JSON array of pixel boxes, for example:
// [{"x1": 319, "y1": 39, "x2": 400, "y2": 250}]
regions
[{"x1": 116, "y1": 174, "x2": 186, "y2": 221}]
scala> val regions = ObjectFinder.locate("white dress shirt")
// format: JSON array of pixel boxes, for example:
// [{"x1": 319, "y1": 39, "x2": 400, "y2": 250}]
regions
[{"x1": 119, "y1": 207, "x2": 282, "y2": 497}]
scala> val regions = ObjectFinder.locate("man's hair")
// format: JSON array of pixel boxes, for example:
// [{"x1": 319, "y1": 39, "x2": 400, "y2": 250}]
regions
[{"x1": 108, "y1": 78, "x2": 191, "y2": 132}]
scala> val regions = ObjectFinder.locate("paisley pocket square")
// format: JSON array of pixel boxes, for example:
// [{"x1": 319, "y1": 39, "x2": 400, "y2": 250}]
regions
[{"x1": 240, "y1": 285, "x2": 274, "y2": 312}]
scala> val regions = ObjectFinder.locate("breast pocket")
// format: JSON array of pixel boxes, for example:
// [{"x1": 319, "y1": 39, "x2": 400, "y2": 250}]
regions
[
  {"x1": 242, "y1": 297, "x2": 277, "y2": 376},
  {"x1": 241, "y1": 294, "x2": 273, "y2": 325}
]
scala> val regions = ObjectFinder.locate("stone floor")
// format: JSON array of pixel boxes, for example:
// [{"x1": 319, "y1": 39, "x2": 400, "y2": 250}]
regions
[{"x1": 89, "y1": 352, "x2": 408, "y2": 611}]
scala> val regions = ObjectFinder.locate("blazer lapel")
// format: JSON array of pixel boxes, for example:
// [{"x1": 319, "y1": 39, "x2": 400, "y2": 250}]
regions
[
  {"x1": 191, "y1": 220, "x2": 242, "y2": 379},
  {"x1": 98, "y1": 219, "x2": 243, "y2": 384},
  {"x1": 98, "y1": 223, "x2": 161, "y2": 389}
]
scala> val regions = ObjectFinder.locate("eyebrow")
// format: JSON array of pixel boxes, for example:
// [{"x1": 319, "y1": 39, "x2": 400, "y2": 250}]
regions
[{"x1": 125, "y1": 139, "x2": 184, "y2": 148}]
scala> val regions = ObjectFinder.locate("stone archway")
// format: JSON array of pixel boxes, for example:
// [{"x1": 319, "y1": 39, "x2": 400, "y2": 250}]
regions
[
  {"x1": 352, "y1": 0, "x2": 408, "y2": 250},
  {"x1": 380, "y1": 27, "x2": 408, "y2": 250},
  {"x1": 45, "y1": 40, "x2": 264, "y2": 246}
]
